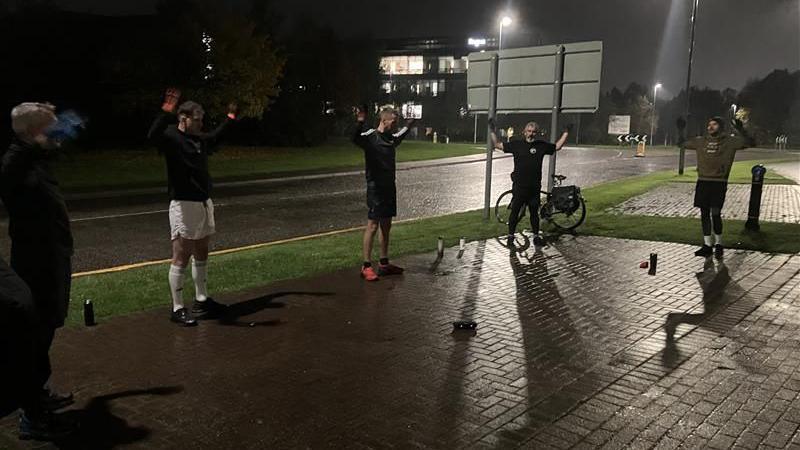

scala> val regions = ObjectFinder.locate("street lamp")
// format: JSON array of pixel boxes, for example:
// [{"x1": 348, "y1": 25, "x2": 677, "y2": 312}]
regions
[
  {"x1": 499, "y1": 16, "x2": 512, "y2": 51},
  {"x1": 679, "y1": 0, "x2": 700, "y2": 174},
  {"x1": 650, "y1": 82, "x2": 662, "y2": 146}
]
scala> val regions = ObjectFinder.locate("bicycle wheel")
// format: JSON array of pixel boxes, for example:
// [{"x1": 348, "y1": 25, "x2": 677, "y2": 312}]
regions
[
  {"x1": 495, "y1": 189, "x2": 517, "y2": 224},
  {"x1": 540, "y1": 195, "x2": 587, "y2": 231}
]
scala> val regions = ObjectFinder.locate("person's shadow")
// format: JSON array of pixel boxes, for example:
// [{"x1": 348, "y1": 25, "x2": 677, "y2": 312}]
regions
[
  {"x1": 491, "y1": 250, "x2": 586, "y2": 446},
  {"x1": 662, "y1": 257, "x2": 733, "y2": 367},
  {"x1": 54, "y1": 386, "x2": 183, "y2": 449},
  {"x1": 217, "y1": 291, "x2": 334, "y2": 327}
]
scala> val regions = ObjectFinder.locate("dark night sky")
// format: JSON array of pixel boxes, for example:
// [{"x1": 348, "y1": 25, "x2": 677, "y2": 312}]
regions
[{"x1": 53, "y1": 0, "x2": 800, "y2": 94}]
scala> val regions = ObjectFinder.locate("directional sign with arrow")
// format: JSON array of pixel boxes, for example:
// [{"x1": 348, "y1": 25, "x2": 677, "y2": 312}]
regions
[{"x1": 617, "y1": 134, "x2": 648, "y2": 144}]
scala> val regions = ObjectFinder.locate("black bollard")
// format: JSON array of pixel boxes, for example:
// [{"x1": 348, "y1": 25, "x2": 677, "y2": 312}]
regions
[
  {"x1": 745, "y1": 165, "x2": 767, "y2": 231},
  {"x1": 83, "y1": 299, "x2": 96, "y2": 326}
]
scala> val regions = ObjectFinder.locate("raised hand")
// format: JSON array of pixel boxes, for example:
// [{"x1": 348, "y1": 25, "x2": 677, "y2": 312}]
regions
[
  {"x1": 227, "y1": 102, "x2": 239, "y2": 120},
  {"x1": 563, "y1": 123, "x2": 574, "y2": 134},
  {"x1": 162, "y1": 87, "x2": 181, "y2": 113},
  {"x1": 731, "y1": 118, "x2": 744, "y2": 131},
  {"x1": 355, "y1": 104, "x2": 367, "y2": 122}
]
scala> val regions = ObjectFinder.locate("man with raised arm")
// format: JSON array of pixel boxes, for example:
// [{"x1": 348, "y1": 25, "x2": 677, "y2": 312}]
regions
[
  {"x1": 491, "y1": 120, "x2": 570, "y2": 247},
  {"x1": 678, "y1": 116, "x2": 754, "y2": 259},
  {"x1": 351, "y1": 105, "x2": 415, "y2": 281},
  {"x1": 148, "y1": 88, "x2": 238, "y2": 325}
]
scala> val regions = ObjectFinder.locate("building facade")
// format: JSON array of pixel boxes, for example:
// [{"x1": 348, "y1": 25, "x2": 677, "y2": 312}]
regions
[{"x1": 377, "y1": 36, "x2": 497, "y2": 142}]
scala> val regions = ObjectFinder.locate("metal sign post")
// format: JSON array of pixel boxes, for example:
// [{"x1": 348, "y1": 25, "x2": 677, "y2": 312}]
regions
[
  {"x1": 547, "y1": 45, "x2": 565, "y2": 192},
  {"x1": 483, "y1": 54, "x2": 499, "y2": 220}
]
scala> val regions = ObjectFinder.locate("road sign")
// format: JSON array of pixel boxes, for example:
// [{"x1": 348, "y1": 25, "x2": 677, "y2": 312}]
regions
[
  {"x1": 467, "y1": 41, "x2": 603, "y2": 219},
  {"x1": 616, "y1": 134, "x2": 649, "y2": 144},
  {"x1": 467, "y1": 41, "x2": 603, "y2": 114},
  {"x1": 608, "y1": 115, "x2": 631, "y2": 135}
]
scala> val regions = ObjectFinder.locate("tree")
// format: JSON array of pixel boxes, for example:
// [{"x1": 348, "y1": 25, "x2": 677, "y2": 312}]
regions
[
  {"x1": 738, "y1": 69, "x2": 799, "y2": 142},
  {"x1": 151, "y1": 0, "x2": 284, "y2": 119},
  {"x1": 260, "y1": 15, "x2": 382, "y2": 145}
]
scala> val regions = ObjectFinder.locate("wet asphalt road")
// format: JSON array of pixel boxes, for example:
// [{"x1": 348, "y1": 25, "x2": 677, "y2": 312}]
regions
[{"x1": 0, "y1": 147, "x2": 790, "y2": 272}]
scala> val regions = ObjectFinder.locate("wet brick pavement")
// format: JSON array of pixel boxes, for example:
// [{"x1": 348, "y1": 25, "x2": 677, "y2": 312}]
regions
[
  {"x1": 611, "y1": 183, "x2": 800, "y2": 224},
  {"x1": 2, "y1": 236, "x2": 800, "y2": 449}
]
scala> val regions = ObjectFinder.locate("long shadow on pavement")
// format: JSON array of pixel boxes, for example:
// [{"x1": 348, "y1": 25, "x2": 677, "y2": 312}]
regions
[
  {"x1": 498, "y1": 248, "x2": 590, "y2": 445},
  {"x1": 218, "y1": 291, "x2": 334, "y2": 327},
  {"x1": 53, "y1": 386, "x2": 183, "y2": 449},
  {"x1": 436, "y1": 240, "x2": 486, "y2": 445},
  {"x1": 662, "y1": 255, "x2": 747, "y2": 368}
]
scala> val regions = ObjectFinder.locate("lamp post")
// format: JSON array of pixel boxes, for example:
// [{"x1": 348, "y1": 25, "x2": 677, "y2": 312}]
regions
[
  {"x1": 679, "y1": 0, "x2": 700, "y2": 174},
  {"x1": 650, "y1": 83, "x2": 662, "y2": 146}
]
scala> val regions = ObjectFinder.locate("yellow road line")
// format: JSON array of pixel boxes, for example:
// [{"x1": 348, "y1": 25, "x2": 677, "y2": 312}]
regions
[{"x1": 72, "y1": 218, "x2": 418, "y2": 278}]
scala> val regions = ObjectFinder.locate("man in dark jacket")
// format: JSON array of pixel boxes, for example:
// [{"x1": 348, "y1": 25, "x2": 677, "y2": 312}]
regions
[
  {"x1": 148, "y1": 88, "x2": 237, "y2": 325},
  {"x1": 0, "y1": 102, "x2": 75, "y2": 440}
]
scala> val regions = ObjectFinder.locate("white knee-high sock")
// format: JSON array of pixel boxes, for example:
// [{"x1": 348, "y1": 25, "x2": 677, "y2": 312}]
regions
[
  {"x1": 192, "y1": 259, "x2": 208, "y2": 302},
  {"x1": 714, "y1": 234, "x2": 723, "y2": 246},
  {"x1": 703, "y1": 235, "x2": 713, "y2": 246},
  {"x1": 169, "y1": 265, "x2": 187, "y2": 312}
]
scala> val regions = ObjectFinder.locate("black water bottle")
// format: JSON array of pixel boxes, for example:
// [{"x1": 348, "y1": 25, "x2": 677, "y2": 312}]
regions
[
  {"x1": 648, "y1": 253, "x2": 658, "y2": 276},
  {"x1": 83, "y1": 299, "x2": 96, "y2": 327}
]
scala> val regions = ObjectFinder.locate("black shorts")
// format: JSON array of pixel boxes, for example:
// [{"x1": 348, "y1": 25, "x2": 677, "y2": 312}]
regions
[
  {"x1": 366, "y1": 183, "x2": 397, "y2": 220},
  {"x1": 512, "y1": 184, "x2": 543, "y2": 198},
  {"x1": 694, "y1": 180, "x2": 728, "y2": 209}
]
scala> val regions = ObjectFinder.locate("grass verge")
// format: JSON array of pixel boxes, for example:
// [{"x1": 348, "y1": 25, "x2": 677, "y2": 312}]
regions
[
  {"x1": 56, "y1": 139, "x2": 484, "y2": 192},
  {"x1": 66, "y1": 159, "x2": 799, "y2": 326}
]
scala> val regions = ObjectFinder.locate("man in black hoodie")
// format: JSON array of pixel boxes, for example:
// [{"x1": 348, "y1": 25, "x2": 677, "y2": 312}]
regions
[
  {"x1": 148, "y1": 88, "x2": 237, "y2": 326},
  {"x1": 0, "y1": 102, "x2": 76, "y2": 440}
]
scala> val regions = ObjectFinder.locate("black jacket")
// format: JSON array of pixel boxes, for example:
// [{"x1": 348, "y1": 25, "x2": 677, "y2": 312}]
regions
[
  {"x1": 0, "y1": 139, "x2": 73, "y2": 255},
  {"x1": 352, "y1": 121, "x2": 409, "y2": 186},
  {"x1": 147, "y1": 112, "x2": 232, "y2": 201}
]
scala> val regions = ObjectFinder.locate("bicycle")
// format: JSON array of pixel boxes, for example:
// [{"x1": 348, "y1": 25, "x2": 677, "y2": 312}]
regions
[{"x1": 495, "y1": 174, "x2": 587, "y2": 232}]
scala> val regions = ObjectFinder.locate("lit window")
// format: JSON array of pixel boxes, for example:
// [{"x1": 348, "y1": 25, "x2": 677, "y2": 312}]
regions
[
  {"x1": 380, "y1": 56, "x2": 424, "y2": 75},
  {"x1": 408, "y1": 56, "x2": 423, "y2": 74},
  {"x1": 438, "y1": 57, "x2": 455, "y2": 74}
]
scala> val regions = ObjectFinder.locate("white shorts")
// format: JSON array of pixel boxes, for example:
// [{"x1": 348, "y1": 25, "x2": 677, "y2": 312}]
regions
[{"x1": 169, "y1": 199, "x2": 216, "y2": 241}]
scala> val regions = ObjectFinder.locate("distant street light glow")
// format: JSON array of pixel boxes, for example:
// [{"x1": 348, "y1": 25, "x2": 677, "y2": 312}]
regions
[
  {"x1": 498, "y1": 15, "x2": 513, "y2": 51},
  {"x1": 651, "y1": 82, "x2": 663, "y2": 145}
]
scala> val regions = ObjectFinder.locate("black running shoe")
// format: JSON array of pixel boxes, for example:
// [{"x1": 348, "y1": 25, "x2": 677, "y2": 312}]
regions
[
  {"x1": 192, "y1": 297, "x2": 227, "y2": 319},
  {"x1": 694, "y1": 245, "x2": 713, "y2": 257},
  {"x1": 506, "y1": 235, "x2": 515, "y2": 248},
  {"x1": 714, "y1": 245, "x2": 724, "y2": 259},
  {"x1": 19, "y1": 411, "x2": 76, "y2": 441},
  {"x1": 170, "y1": 308, "x2": 197, "y2": 326},
  {"x1": 533, "y1": 235, "x2": 545, "y2": 247}
]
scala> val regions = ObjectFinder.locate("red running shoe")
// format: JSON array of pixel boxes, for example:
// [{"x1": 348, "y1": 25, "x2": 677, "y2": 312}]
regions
[
  {"x1": 378, "y1": 263, "x2": 404, "y2": 276},
  {"x1": 361, "y1": 266, "x2": 379, "y2": 281}
]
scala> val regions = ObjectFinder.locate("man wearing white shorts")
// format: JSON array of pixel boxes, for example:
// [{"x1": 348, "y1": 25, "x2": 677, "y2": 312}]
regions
[{"x1": 148, "y1": 88, "x2": 237, "y2": 326}]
